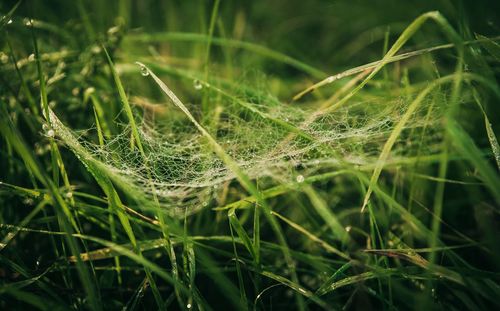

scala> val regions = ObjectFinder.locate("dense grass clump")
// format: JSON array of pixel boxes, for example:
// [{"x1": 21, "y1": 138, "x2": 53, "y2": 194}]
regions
[{"x1": 1, "y1": 1, "x2": 500, "y2": 310}]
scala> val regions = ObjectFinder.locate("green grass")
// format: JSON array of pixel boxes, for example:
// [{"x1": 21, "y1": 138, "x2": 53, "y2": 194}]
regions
[{"x1": 1, "y1": 0, "x2": 500, "y2": 310}]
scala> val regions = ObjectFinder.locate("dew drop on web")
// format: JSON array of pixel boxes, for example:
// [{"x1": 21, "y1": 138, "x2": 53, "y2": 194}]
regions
[
  {"x1": 140, "y1": 65, "x2": 149, "y2": 76},
  {"x1": 0, "y1": 53, "x2": 8, "y2": 64},
  {"x1": 193, "y1": 79, "x2": 203, "y2": 90}
]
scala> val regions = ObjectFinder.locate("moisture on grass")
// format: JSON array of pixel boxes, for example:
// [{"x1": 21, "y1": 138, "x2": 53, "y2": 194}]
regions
[{"x1": 1, "y1": 1, "x2": 500, "y2": 310}]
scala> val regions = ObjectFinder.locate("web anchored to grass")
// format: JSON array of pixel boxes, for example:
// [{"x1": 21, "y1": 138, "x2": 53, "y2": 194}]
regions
[
  {"x1": 47, "y1": 13, "x2": 473, "y2": 219},
  {"x1": 42, "y1": 12, "x2": 480, "y2": 219},
  {"x1": 49, "y1": 62, "x2": 446, "y2": 217},
  {"x1": 44, "y1": 12, "x2": 500, "y2": 230}
]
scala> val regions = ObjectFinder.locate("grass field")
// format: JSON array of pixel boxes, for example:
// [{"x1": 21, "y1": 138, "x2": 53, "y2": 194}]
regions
[{"x1": 1, "y1": 0, "x2": 500, "y2": 310}]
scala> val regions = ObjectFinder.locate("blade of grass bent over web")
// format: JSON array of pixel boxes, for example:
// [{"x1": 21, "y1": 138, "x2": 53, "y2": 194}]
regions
[
  {"x1": 361, "y1": 75, "x2": 453, "y2": 212},
  {"x1": 137, "y1": 62, "x2": 307, "y2": 310},
  {"x1": 358, "y1": 11, "x2": 466, "y2": 211},
  {"x1": 361, "y1": 72, "x2": 500, "y2": 212},
  {"x1": 293, "y1": 32, "x2": 500, "y2": 102},
  {"x1": 294, "y1": 11, "x2": 464, "y2": 110}
]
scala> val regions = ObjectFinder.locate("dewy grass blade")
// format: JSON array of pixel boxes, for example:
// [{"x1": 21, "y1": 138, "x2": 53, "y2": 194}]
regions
[
  {"x1": 202, "y1": 0, "x2": 221, "y2": 117},
  {"x1": 473, "y1": 90, "x2": 500, "y2": 171},
  {"x1": 294, "y1": 11, "x2": 464, "y2": 106},
  {"x1": 0, "y1": 0, "x2": 21, "y2": 30}
]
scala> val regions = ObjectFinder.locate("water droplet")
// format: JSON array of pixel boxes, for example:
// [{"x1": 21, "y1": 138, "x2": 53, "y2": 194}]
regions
[
  {"x1": 91, "y1": 45, "x2": 101, "y2": 54},
  {"x1": 28, "y1": 54, "x2": 35, "y2": 62},
  {"x1": 186, "y1": 303, "x2": 192, "y2": 309},
  {"x1": 193, "y1": 79, "x2": 203, "y2": 90},
  {"x1": 23, "y1": 198, "x2": 34, "y2": 205},
  {"x1": 345, "y1": 226, "x2": 352, "y2": 232},
  {"x1": 0, "y1": 53, "x2": 8, "y2": 64},
  {"x1": 46, "y1": 129, "x2": 55, "y2": 137},
  {"x1": 296, "y1": 175, "x2": 305, "y2": 183},
  {"x1": 24, "y1": 18, "x2": 33, "y2": 26},
  {"x1": 140, "y1": 65, "x2": 149, "y2": 76},
  {"x1": 7, "y1": 19, "x2": 13, "y2": 25},
  {"x1": 107, "y1": 25, "x2": 120, "y2": 35},
  {"x1": 85, "y1": 87, "x2": 95, "y2": 96},
  {"x1": 65, "y1": 192, "x2": 73, "y2": 199}
]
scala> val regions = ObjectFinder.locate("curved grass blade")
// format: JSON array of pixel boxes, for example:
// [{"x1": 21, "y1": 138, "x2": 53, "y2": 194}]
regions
[
  {"x1": 360, "y1": 73, "x2": 497, "y2": 212},
  {"x1": 138, "y1": 61, "x2": 306, "y2": 309},
  {"x1": 294, "y1": 11, "x2": 464, "y2": 110}
]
